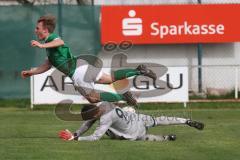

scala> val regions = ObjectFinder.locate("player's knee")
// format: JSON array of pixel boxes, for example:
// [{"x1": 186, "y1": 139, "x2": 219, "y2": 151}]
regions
[
  {"x1": 97, "y1": 73, "x2": 114, "y2": 84},
  {"x1": 85, "y1": 92, "x2": 100, "y2": 103},
  {"x1": 87, "y1": 97, "x2": 99, "y2": 103}
]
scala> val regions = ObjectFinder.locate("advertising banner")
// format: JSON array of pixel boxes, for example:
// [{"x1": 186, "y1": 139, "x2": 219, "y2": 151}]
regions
[
  {"x1": 31, "y1": 67, "x2": 188, "y2": 105},
  {"x1": 101, "y1": 4, "x2": 240, "y2": 44}
]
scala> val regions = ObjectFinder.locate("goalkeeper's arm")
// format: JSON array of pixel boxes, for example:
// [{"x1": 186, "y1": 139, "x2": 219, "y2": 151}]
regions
[
  {"x1": 76, "y1": 116, "x2": 113, "y2": 141},
  {"x1": 59, "y1": 120, "x2": 111, "y2": 141},
  {"x1": 76, "y1": 122, "x2": 111, "y2": 141},
  {"x1": 74, "y1": 119, "x2": 97, "y2": 137}
]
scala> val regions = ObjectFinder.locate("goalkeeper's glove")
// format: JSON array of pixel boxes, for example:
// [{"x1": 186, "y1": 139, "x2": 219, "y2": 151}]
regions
[{"x1": 58, "y1": 129, "x2": 75, "y2": 141}]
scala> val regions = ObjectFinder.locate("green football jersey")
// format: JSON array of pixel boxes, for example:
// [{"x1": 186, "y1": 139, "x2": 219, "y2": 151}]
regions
[{"x1": 45, "y1": 33, "x2": 76, "y2": 77}]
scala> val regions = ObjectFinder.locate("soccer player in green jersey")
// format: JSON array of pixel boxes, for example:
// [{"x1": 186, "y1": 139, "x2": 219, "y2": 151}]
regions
[{"x1": 21, "y1": 14, "x2": 156, "y2": 105}]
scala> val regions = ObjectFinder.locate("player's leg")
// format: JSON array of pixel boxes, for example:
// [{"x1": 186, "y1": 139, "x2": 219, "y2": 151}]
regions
[
  {"x1": 185, "y1": 120, "x2": 204, "y2": 130},
  {"x1": 154, "y1": 116, "x2": 188, "y2": 125},
  {"x1": 72, "y1": 63, "x2": 137, "y2": 105},
  {"x1": 92, "y1": 67, "x2": 137, "y2": 105},
  {"x1": 139, "y1": 114, "x2": 186, "y2": 128},
  {"x1": 74, "y1": 79, "x2": 137, "y2": 105},
  {"x1": 75, "y1": 84, "x2": 136, "y2": 105},
  {"x1": 99, "y1": 91, "x2": 137, "y2": 105},
  {"x1": 138, "y1": 114, "x2": 204, "y2": 130},
  {"x1": 153, "y1": 116, "x2": 204, "y2": 130},
  {"x1": 96, "y1": 64, "x2": 157, "y2": 84},
  {"x1": 142, "y1": 134, "x2": 176, "y2": 141}
]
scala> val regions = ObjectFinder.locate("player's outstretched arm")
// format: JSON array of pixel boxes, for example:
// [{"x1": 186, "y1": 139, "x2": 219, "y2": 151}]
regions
[
  {"x1": 59, "y1": 123, "x2": 111, "y2": 141},
  {"x1": 76, "y1": 123, "x2": 111, "y2": 141},
  {"x1": 74, "y1": 119, "x2": 97, "y2": 137},
  {"x1": 76, "y1": 115, "x2": 113, "y2": 141},
  {"x1": 31, "y1": 39, "x2": 64, "y2": 49},
  {"x1": 21, "y1": 59, "x2": 52, "y2": 79}
]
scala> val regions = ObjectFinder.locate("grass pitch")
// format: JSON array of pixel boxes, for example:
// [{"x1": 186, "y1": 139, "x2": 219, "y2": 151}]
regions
[{"x1": 0, "y1": 100, "x2": 240, "y2": 160}]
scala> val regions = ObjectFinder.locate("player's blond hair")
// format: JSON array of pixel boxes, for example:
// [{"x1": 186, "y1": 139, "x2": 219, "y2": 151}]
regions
[{"x1": 37, "y1": 14, "x2": 56, "y2": 33}]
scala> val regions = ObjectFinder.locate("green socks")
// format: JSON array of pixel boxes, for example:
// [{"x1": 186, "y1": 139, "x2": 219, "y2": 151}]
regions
[
  {"x1": 100, "y1": 68, "x2": 141, "y2": 102},
  {"x1": 100, "y1": 92, "x2": 124, "y2": 102},
  {"x1": 114, "y1": 68, "x2": 141, "y2": 80}
]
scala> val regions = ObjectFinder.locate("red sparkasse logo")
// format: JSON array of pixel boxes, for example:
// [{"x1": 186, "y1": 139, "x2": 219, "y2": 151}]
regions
[
  {"x1": 101, "y1": 4, "x2": 240, "y2": 44},
  {"x1": 122, "y1": 10, "x2": 143, "y2": 36}
]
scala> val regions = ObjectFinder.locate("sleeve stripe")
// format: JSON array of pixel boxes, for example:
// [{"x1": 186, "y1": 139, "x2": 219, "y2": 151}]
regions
[{"x1": 53, "y1": 37, "x2": 60, "y2": 41}]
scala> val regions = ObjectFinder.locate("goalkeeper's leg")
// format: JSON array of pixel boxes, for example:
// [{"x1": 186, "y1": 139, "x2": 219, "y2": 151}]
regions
[
  {"x1": 138, "y1": 114, "x2": 204, "y2": 130},
  {"x1": 154, "y1": 116, "x2": 188, "y2": 125},
  {"x1": 139, "y1": 114, "x2": 188, "y2": 128},
  {"x1": 153, "y1": 116, "x2": 204, "y2": 130}
]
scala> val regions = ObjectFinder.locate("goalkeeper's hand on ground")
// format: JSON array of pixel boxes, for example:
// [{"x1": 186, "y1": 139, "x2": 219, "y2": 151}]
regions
[{"x1": 58, "y1": 129, "x2": 75, "y2": 141}]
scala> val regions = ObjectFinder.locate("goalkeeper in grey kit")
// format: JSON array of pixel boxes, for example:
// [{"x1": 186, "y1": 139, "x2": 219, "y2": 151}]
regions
[{"x1": 59, "y1": 102, "x2": 204, "y2": 141}]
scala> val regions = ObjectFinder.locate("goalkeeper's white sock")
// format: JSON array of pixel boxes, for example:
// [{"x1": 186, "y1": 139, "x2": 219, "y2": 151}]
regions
[{"x1": 143, "y1": 134, "x2": 166, "y2": 141}]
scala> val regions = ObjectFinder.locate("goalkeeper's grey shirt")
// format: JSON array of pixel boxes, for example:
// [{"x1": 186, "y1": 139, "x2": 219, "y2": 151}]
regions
[{"x1": 76, "y1": 103, "x2": 152, "y2": 141}]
